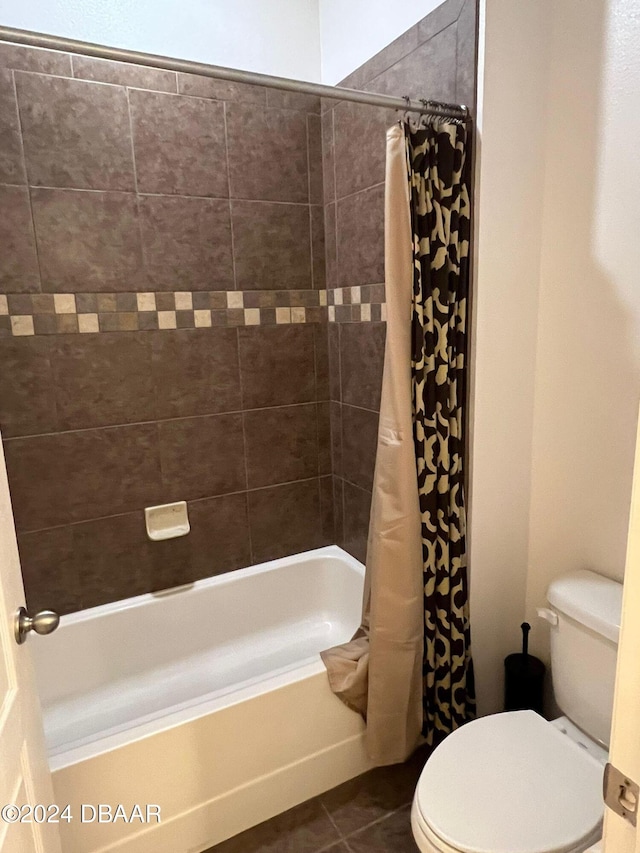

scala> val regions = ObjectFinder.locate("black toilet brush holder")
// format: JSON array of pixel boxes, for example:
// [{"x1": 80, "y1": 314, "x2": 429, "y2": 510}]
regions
[{"x1": 504, "y1": 622, "x2": 546, "y2": 715}]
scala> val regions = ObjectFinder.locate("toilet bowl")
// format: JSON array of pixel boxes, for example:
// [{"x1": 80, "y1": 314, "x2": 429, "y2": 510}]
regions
[
  {"x1": 411, "y1": 710, "x2": 605, "y2": 853},
  {"x1": 411, "y1": 570, "x2": 623, "y2": 853}
]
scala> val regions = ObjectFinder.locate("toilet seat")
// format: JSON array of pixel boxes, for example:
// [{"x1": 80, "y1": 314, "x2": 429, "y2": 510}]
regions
[{"x1": 412, "y1": 710, "x2": 604, "y2": 853}]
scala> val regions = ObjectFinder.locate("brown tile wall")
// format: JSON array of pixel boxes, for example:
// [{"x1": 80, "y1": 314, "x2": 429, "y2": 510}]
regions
[
  {"x1": 0, "y1": 42, "x2": 332, "y2": 614},
  {"x1": 324, "y1": 0, "x2": 478, "y2": 562},
  {"x1": 0, "y1": 2, "x2": 477, "y2": 610}
]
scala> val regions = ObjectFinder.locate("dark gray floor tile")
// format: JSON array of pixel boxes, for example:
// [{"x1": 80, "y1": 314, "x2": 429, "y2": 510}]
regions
[
  {"x1": 344, "y1": 806, "x2": 419, "y2": 852},
  {"x1": 208, "y1": 797, "x2": 341, "y2": 852},
  {"x1": 321, "y1": 751, "x2": 428, "y2": 837}
]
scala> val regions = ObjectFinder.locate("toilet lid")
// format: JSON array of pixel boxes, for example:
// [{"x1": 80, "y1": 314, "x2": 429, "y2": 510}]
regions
[{"x1": 415, "y1": 711, "x2": 604, "y2": 853}]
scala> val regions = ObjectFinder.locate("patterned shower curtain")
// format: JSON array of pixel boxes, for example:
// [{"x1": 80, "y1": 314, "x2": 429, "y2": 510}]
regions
[
  {"x1": 405, "y1": 118, "x2": 476, "y2": 743},
  {"x1": 321, "y1": 119, "x2": 474, "y2": 764}
]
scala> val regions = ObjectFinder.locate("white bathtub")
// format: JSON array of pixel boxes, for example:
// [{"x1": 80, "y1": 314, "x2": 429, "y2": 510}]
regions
[{"x1": 32, "y1": 545, "x2": 372, "y2": 853}]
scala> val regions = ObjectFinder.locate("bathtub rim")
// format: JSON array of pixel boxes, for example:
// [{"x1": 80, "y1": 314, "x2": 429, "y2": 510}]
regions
[
  {"x1": 55, "y1": 543, "x2": 363, "y2": 627},
  {"x1": 42, "y1": 544, "x2": 364, "y2": 771}
]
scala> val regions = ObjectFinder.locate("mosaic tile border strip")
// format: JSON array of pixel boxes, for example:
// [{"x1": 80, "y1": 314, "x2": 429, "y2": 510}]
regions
[
  {"x1": 0, "y1": 289, "x2": 328, "y2": 336},
  {"x1": 327, "y1": 284, "x2": 387, "y2": 323},
  {"x1": 0, "y1": 287, "x2": 387, "y2": 335},
  {"x1": 328, "y1": 303, "x2": 387, "y2": 323},
  {"x1": 327, "y1": 284, "x2": 386, "y2": 306}
]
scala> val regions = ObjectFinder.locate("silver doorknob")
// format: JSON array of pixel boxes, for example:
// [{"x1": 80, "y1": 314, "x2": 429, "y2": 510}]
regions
[{"x1": 15, "y1": 606, "x2": 60, "y2": 645}]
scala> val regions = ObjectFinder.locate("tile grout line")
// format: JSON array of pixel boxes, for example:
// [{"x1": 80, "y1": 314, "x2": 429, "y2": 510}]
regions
[
  {"x1": 318, "y1": 798, "x2": 415, "y2": 851},
  {"x1": 312, "y1": 324, "x2": 323, "y2": 508},
  {"x1": 337, "y1": 473, "x2": 373, "y2": 498},
  {"x1": 335, "y1": 180, "x2": 386, "y2": 207},
  {"x1": 10, "y1": 69, "x2": 44, "y2": 294},
  {"x1": 341, "y1": 802, "x2": 416, "y2": 849},
  {"x1": 319, "y1": 800, "x2": 347, "y2": 845},
  {"x1": 16, "y1": 475, "x2": 327, "y2": 538},
  {"x1": 339, "y1": 400, "x2": 381, "y2": 417},
  {"x1": 363, "y1": 19, "x2": 460, "y2": 94},
  {"x1": 235, "y1": 327, "x2": 255, "y2": 565},
  {"x1": 123, "y1": 85, "x2": 149, "y2": 292},
  {"x1": 327, "y1": 105, "x2": 346, "y2": 541},
  {"x1": 239, "y1": 409, "x2": 255, "y2": 566},
  {"x1": 454, "y1": 9, "x2": 461, "y2": 104},
  {"x1": 0, "y1": 181, "x2": 316, "y2": 206},
  {"x1": 330, "y1": 108, "x2": 340, "y2": 291},
  {"x1": 2, "y1": 399, "x2": 328, "y2": 442},
  {"x1": 222, "y1": 101, "x2": 239, "y2": 292},
  {"x1": 337, "y1": 326, "x2": 347, "y2": 540},
  {"x1": 5, "y1": 65, "x2": 323, "y2": 110},
  {"x1": 306, "y1": 113, "x2": 315, "y2": 292},
  {"x1": 124, "y1": 87, "x2": 140, "y2": 194}
]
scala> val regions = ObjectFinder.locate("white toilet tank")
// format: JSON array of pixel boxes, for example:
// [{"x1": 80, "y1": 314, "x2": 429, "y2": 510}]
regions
[{"x1": 546, "y1": 569, "x2": 623, "y2": 748}]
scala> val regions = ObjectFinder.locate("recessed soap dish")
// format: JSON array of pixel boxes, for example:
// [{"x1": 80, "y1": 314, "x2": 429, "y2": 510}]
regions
[{"x1": 145, "y1": 501, "x2": 190, "y2": 541}]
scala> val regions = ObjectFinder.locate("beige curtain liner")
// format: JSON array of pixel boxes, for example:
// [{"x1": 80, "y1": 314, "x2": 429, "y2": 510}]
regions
[{"x1": 321, "y1": 124, "x2": 424, "y2": 766}]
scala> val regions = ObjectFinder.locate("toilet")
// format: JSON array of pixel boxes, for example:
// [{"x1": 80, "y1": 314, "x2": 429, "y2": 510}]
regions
[{"x1": 411, "y1": 569, "x2": 623, "y2": 853}]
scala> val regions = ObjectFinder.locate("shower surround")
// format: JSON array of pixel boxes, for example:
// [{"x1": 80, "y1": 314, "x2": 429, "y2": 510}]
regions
[
  {"x1": 323, "y1": 0, "x2": 477, "y2": 565},
  {"x1": 0, "y1": 0, "x2": 477, "y2": 617},
  {"x1": 0, "y1": 42, "x2": 332, "y2": 614}
]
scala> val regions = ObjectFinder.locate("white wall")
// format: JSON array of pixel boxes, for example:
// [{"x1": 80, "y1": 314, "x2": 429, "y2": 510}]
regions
[
  {"x1": 318, "y1": 0, "x2": 447, "y2": 84},
  {"x1": 471, "y1": 0, "x2": 640, "y2": 715},
  {"x1": 468, "y1": 0, "x2": 550, "y2": 716},
  {"x1": 0, "y1": 0, "x2": 322, "y2": 81},
  {"x1": 525, "y1": 0, "x2": 640, "y2": 662},
  {"x1": 0, "y1": 0, "x2": 454, "y2": 89}
]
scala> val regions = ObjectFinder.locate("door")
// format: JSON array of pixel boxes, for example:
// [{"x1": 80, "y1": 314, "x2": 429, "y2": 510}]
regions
[
  {"x1": 603, "y1": 410, "x2": 640, "y2": 852},
  {"x1": 0, "y1": 433, "x2": 61, "y2": 853}
]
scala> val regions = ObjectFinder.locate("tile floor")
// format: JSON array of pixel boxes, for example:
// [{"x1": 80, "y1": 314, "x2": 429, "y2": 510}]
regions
[{"x1": 205, "y1": 745, "x2": 431, "y2": 852}]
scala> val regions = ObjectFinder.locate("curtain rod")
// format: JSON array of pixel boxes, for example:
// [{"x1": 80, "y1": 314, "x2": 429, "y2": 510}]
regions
[{"x1": 0, "y1": 25, "x2": 469, "y2": 119}]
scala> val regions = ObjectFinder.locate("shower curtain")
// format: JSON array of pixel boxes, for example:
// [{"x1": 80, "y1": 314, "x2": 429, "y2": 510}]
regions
[{"x1": 321, "y1": 118, "x2": 474, "y2": 765}]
